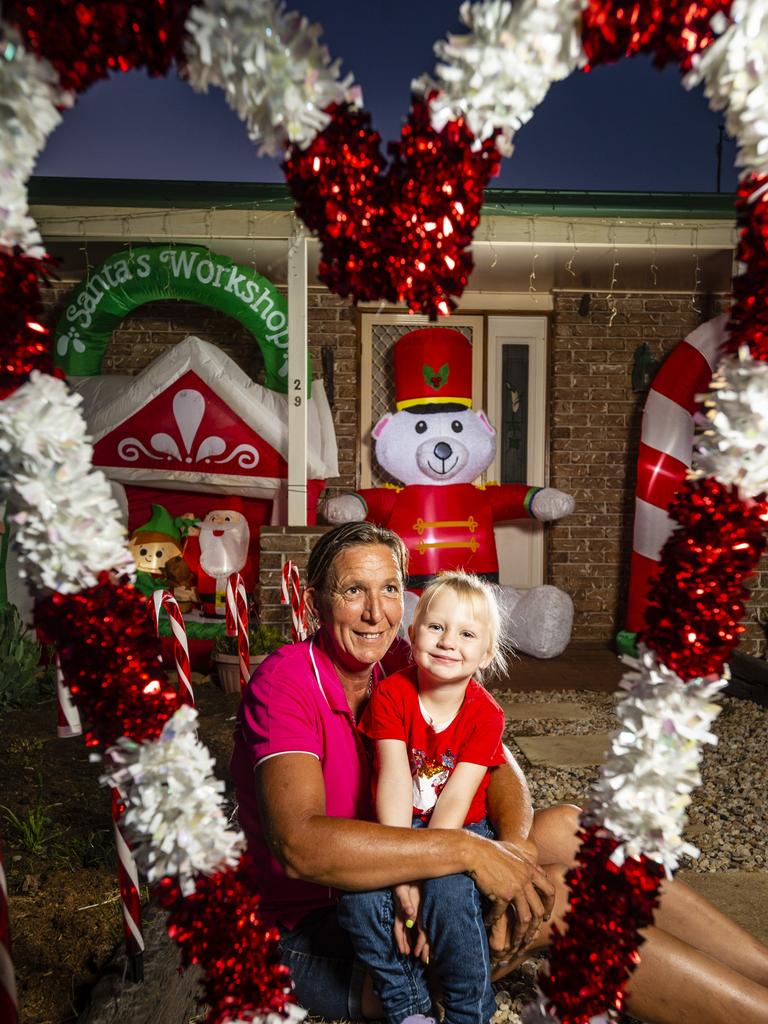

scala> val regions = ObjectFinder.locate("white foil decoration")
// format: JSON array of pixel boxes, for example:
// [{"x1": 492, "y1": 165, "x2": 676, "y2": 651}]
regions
[
  {"x1": 685, "y1": 0, "x2": 768, "y2": 179},
  {"x1": 102, "y1": 705, "x2": 245, "y2": 895},
  {"x1": 0, "y1": 372, "x2": 134, "y2": 592},
  {"x1": 416, "y1": 0, "x2": 586, "y2": 156},
  {"x1": 0, "y1": 26, "x2": 73, "y2": 255},
  {"x1": 183, "y1": 0, "x2": 357, "y2": 156},
  {"x1": 585, "y1": 646, "x2": 725, "y2": 873},
  {"x1": 693, "y1": 349, "x2": 768, "y2": 501}
]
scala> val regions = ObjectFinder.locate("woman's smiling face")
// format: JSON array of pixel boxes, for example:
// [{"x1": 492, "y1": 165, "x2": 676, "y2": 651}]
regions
[{"x1": 310, "y1": 543, "x2": 404, "y2": 672}]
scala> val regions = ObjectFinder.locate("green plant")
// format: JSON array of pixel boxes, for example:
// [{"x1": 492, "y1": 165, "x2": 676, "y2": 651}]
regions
[
  {"x1": 0, "y1": 605, "x2": 44, "y2": 711},
  {"x1": 1, "y1": 803, "x2": 66, "y2": 855},
  {"x1": 213, "y1": 623, "x2": 287, "y2": 657}
]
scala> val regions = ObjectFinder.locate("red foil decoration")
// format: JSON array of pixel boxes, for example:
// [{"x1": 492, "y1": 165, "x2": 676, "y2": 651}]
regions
[
  {"x1": 36, "y1": 573, "x2": 179, "y2": 749},
  {"x1": 3, "y1": 0, "x2": 193, "y2": 94},
  {"x1": 157, "y1": 860, "x2": 291, "y2": 1024},
  {"x1": 285, "y1": 97, "x2": 499, "y2": 318},
  {"x1": 642, "y1": 478, "x2": 768, "y2": 680},
  {"x1": 0, "y1": 249, "x2": 57, "y2": 399},
  {"x1": 539, "y1": 823, "x2": 665, "y2": 1024},
  {"x1": 725, "y1": 174, "x2": 768, "y2": 363},
  {"x1": 580, "y1": 0, "x2": 733, "y2": 71},
  {"x1": 284, "y1": 103, "x2": 394, "y2": 305},
  {"x1": 385, "y1": 95, "x2": 501, "y2": 317}
]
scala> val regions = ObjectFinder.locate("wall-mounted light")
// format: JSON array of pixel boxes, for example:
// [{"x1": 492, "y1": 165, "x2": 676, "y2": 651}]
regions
[{"x1": 632, "y1": 342, "x2": 657, "y2": 393}]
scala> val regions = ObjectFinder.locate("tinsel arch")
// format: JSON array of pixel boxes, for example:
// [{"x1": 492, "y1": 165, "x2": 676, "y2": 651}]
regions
[{"x1": 0, "y1": 3, "x2": 766, "y2": 1024}]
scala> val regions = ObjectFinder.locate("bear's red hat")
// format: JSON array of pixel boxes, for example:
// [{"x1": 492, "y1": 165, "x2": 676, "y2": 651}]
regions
[{"x1": 392, "y1": 327, "x2": 472, "y2": 411}]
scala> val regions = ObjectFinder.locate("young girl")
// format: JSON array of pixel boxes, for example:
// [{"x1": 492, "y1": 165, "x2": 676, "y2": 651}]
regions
[{"x1": 337, "y1": 571, "x2": 508, "y2": 1024}]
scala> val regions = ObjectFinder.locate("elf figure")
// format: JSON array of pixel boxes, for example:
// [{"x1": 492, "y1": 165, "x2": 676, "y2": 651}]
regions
[
  {"x1": 323, "y1": 327, "x2": 575, "y2": 658},
  {"x1": 128, "y1": 504, "x2": 199, "y2": 610}
]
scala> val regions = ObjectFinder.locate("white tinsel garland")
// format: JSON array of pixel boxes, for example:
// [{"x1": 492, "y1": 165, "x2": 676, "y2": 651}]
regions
[
  {"x1": 183, "y1": 0, "x2": 357, "y2": 157},
  {"x1": 0, "y1": 372, "x2": 134, "y2": 592},
  {"x1": 0, "y1": 25, "x2": 73, "y2": 256},
  {"x1": 102, "y1": 705, "x2": 245, "y2": 895},
  {"x1": 692, "y1": 349, "x2": 768, "y2": 501},
  {"x1": 416, "y1": 0, "x2": 585, "y2": 157},
  {"x1": 685, "y1": 0, "x2": 768, "y2": 179},
  {"x1": 585, "y1": 647, "x2": 724, "y2": 873}
]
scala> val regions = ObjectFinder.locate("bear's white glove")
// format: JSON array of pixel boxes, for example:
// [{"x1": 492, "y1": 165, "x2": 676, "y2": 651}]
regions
[
  {"x1": 321, "y1": 494, "x2": 367, "y2": 524},
  {"x1": 530, "y1": 487, "x2": 575, "y2": 522}
]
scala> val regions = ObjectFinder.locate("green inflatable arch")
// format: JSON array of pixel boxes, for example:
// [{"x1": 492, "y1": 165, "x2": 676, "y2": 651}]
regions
[{"x1": 53, "y1": 244, "x2": 300, "y2": 394}]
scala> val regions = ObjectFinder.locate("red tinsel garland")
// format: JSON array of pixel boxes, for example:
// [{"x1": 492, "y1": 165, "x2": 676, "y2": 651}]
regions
[
  {"x1": 284, "y1": 96, "x2": 499, "y2": 319},
  {"x1": 2, "y1": 0, "x2": 193, "y2": 94},
  {"x1": 725, "y1": 173, "x2": 768, "y2": 362},
  {"x1": 580, "y1": 0, "x2": 733, "y2": 70},
  {"x1": 642, "y1": 478, "x2": 768, "y2": 680},
  {"x1": 35, "y1": 573, "x2": 180, "y2": 749},
  {"x1": 0, "y1": 250, "x2": 57, "y2": 399},
  {"x1": 283, "y1": 102, "x2": 394, "y2": 305},
  {"x1": 385, "y1": 95, "x2": 500, "y2": 317},
  {"x1": 538, "y1": 825, "x2": 665, "y2": 1024},
  {"x1": 157, "y1": 860, "x2": 292, "y2": 1024}
]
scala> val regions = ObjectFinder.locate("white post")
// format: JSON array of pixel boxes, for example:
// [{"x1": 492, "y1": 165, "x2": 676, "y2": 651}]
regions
[{"x1": 287, "y1": 228, "x2": 308, "y2": 527}]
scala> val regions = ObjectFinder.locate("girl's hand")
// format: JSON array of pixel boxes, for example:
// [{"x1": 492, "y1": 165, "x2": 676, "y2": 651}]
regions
[{"x1": 392, "y1": 883, "x2": 430, "y2": 963}]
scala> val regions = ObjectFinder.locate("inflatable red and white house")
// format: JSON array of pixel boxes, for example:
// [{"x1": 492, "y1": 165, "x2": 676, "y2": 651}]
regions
[{"x1": 71, "y1": 335, "x2": 338, "y2": 589}]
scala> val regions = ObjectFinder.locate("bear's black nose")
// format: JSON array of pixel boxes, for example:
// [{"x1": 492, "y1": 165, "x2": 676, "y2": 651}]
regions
[{"x1": 433, "y1": 442, "x2": 453, "y2": 461}]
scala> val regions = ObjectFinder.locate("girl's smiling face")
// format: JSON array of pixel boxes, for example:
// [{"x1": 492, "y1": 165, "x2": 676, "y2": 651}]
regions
[{"x1": 408, "y1": 590, "x2": 493, "y2": 688}]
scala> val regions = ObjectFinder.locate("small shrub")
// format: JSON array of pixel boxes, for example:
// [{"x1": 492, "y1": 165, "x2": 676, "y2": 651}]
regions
[
  {"x1": 0, "y1": 605, "x2": 44, "y2": 711},
  {"x1": 213, "y1": 623, "x2": 288, "y2": 657},
  {"x1": 1, "y1": 803, "x2": 66, "y2": 855}
]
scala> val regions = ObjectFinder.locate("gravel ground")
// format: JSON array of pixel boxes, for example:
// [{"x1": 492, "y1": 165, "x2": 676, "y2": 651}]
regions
[{"x1": 482, "y1": 687, "x2": 768, "y2": 1023}]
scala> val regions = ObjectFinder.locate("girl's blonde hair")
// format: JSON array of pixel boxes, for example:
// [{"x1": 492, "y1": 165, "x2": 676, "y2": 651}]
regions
[{"x1": 412, "y1": 570, "x2": 507, "y2": 681}]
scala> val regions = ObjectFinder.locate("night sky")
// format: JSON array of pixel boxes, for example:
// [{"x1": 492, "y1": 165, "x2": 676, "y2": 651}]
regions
[{"x1": 34, "y1": 0, "x2": 738, "y2": 193}]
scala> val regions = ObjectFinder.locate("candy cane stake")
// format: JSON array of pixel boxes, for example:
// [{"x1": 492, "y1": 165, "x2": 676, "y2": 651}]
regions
[
  {"x1": 626, "y1": 314, "x2": 727, "y2": 632},
  {"x1": 225, "y1": 573, "x2": 250, "y2": 690},
  {"x1": 0, "y1": 841, "x2": 18, "y2": 1024},
  {"x1": 151, "y1": 591, "x2": 194, "y2": 706},
  {"x1": 281, "y1": 561, "x2": 308, "y2": 642},
  {"x1": 111, "y1": 788, "x2": 144, "y2": 983},
  {"x1": 56, "y1": 656, "x2": 82, "y2": 738}
]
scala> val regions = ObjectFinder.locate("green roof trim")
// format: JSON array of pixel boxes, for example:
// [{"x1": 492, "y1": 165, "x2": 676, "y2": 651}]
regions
[{"x1": 28, "y1": 176, "x2": 737, "y2": 220}]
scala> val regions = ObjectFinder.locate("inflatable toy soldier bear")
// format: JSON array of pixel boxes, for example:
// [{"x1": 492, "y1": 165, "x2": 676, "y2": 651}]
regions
[{"x1": 323, "y1": 327, "x2": 575, "y2": 658}]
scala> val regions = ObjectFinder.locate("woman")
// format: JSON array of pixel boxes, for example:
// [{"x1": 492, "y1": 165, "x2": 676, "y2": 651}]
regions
[{"x1": 231, "y1": 522, "x2": 768, "y2": 1024}]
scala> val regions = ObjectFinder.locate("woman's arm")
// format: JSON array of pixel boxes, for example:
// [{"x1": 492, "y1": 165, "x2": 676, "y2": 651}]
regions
[
  {"x1": 428, "y1": 762, "x2": 487, "y2": 829},
  {"x1": 375, "y1": 739, "x2": 415, "y2": 828},
  {"x1": 255, "y1": 752, "x2": 553, "y2": 905},
  {"x1": 486, "y1": 749, "x2": 536, "y2": 853}
]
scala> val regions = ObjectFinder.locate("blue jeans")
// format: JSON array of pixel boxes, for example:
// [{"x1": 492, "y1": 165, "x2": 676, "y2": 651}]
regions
[{"x1": 337, "y1": 819, "x2": 497, "y2": 1024}]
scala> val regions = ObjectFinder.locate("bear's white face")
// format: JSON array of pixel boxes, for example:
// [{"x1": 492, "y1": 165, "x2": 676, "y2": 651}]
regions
[{"x1": 373, "y1": 409, "x2": 497, "y2": 485}]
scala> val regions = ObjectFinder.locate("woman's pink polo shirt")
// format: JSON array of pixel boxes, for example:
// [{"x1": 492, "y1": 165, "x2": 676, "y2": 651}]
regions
[{"x1": 230, "y1": 630, "x2": 410, "y2": 929}]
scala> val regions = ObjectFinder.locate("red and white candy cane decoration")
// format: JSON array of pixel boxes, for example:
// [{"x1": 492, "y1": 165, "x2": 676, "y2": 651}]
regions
[
  {"x1": 151, "y1": 590, "x2": 194, "y2": 706},
  {"x1": 225, "y1": 573, "x2": 250, "y2": 691},
  {"x1": 111, "y1": 788, "x2": 144, "y2": 982},
  {"x1": 55, "y1": 655, "x2": 82, "y2": 739},
  {"x1": 626, "y1": 314, "x2": 728, "y2": 632},
  {"x1": 281, "y1": 560, "x2": 308, "y2": 643},
  {"x1": 0, "y1": 840, "x2": 18, "y2": 1024}
]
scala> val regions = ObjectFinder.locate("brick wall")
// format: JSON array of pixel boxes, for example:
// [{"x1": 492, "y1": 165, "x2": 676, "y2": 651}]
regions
[
  {"x1": 548, "y1": 291, "x2": 767, "y2": 655},
  {"x1": 257, "y1": 527, "x2": 326, "y2": 635},
  {"x1": 41, "y1": 275, "x2": 768, "y2": 653}
]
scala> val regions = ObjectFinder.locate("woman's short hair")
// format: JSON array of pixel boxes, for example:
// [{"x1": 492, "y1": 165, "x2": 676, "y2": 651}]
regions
[
  {"x1": 412, "y1": 570, "x2": 507, "y2": 680},
  {"x1": 306, "y1": 522, "x2": 409, "y2": 599}
]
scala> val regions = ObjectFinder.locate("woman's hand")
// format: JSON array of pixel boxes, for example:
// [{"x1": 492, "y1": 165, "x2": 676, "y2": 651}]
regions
[
  {"x1": 466, "y1": 835, "x2": 554, "y2": 947},
  {"x1": 392, "y1": 882, "x2": 430, "y2": 963}
]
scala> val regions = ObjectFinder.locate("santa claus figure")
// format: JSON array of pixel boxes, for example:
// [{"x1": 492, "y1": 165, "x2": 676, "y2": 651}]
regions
[
  {"x1": 183, "y1": 503, "x2": 253, "y2": 617},
  {"x1": 323, "y1": 326, "x2": 575, "y2": 658}
]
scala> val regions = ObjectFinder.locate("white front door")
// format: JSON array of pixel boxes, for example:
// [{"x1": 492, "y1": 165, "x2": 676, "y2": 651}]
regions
[{"x1": 484, "y1": 316, "x2": 548, "y2": 589}]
